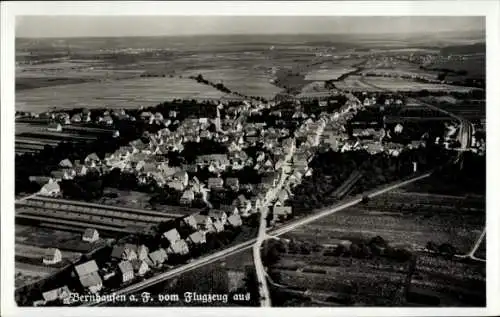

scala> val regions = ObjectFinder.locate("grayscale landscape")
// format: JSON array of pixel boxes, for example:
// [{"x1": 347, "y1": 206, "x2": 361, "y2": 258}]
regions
[{"x1": 14, "y1": 16, "x2": 486, "y2": 308}]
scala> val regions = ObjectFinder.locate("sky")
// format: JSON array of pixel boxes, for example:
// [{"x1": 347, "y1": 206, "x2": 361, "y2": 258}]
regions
[{"x1": 16, "y1": 16, "x2": 485, "y2": 38}]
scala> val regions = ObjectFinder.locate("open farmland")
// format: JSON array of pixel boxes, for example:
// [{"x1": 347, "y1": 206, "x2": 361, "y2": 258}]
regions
[
  {"x1": 269, "y1": 255, "x2": 409, "y2": 306},
  {"x1": 183, "y1": 68, "x2": 283, "y2": 99},
  {"x1": 15, "y1": 262, "x2": 62, "y2": 289},
  {"x1": 334, "y1": 75, "x2": 380, "y2": 92},
  {"x1": 15, "y1": 224, "x2": 109, "y2": 253},
  {"x1": 283, "y1": 190, "x2": 484, "y2": 255},
  {"x1": 15, "y1": 121, "x2": 114, "y2": 155},
  {"x1": 361, "y1": 77, "x2": 477, "y2": 92},
  {"x1": 297, "y1": 81, "x2": 338, "y2": 99},
  {"x1": 16, "y1": 196, "x2": 182, "y2": 238},
  {"x1": 16, "y1": 77, "x2": 231, "y2": 113},
  {"x1": 95, "y1": 188, "x2": 202, "y2": 216},
  {"x1": 14, "y1": 225, "x2": 97, "y2": 289},
  {"x1": 305, "y1": 67, "x2": 357, "y2": 81},
  {"x1": 433, "y1": 101, "x2": 485, "y2": 122}
]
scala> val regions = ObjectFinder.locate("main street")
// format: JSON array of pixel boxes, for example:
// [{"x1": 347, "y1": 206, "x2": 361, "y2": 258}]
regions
[{"x1": 86, "y1": 170, "x2": 432, "y2": 307}]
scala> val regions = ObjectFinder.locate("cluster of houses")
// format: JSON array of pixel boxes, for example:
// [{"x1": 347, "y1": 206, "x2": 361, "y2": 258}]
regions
[
  {"x1": 31, "y1": 96, "x2": 394, "y2": 306},
  {"x1": 35, "y1": 208, "x2": 246, "y2": 305}
]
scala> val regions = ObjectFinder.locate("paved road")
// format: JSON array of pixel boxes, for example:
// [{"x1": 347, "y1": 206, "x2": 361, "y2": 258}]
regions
[
  {"x1": 86, "y1": 171, "x2": 432, "y2": 306},
  {"x1": 456, "y1": 227, "x2": 486, "y2": 262},
  {"x1": 15, "y1": 192, "x2": 40, "y2": 203}
]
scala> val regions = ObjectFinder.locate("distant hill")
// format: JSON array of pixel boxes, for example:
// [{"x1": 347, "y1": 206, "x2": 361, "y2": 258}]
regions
[{"x1": 441, "y1": 42, "x2": 486, "y2": 55}]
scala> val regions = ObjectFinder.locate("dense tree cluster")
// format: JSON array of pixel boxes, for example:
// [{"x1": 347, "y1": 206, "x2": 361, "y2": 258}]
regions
[
  {"x1": 288, "y1": 146, "x2": 452, "y2": 213},
  {"x1": 191, "y1": 74, "x2": 232, "y2": 94}
]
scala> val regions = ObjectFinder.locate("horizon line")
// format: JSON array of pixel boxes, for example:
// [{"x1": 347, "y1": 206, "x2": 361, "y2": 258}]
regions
[{"x1": 16, "y1": 30, "x2": 486, "y2": 40}]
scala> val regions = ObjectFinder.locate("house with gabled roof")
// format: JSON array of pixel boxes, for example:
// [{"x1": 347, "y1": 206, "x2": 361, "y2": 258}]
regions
[
  {"x1": 71, "y1": 114, "x2": 82, "y2": 123},
  {"x1": 180, "y1": 189, "x2": 195, "y2": 206},
  {"x1": 131, "y1": 259, "x2": 149, "y2": 276},
  {"x1": 208, "y1": 209, "x2": 228, "y2": 225},
  {"x1": 167, "y1": 239, "x2": 189, "y2": 255},
  {"x1": 42, "y1": 248, "x2": 62, "y2": 265},
  {"x1": 234, "y1": 195, "x2": 252, "y2": 215},
  {"x1": 227, "y1": 214, "x2": 243, "y2": 228},
  {"x1": 147, "y1": 248, "x2": 168, "y2": 268},
  {"x1": 163, "y1": 228, "x2": 181, "y2": 244},
  {"x1": 82, "y1": 228, "x2": 99, "y2": 243},
  {"x1": 167, "y1": 180, "x2": 185, "y2": 191},
  {"x1": 111, "y1": 244, "x2": 138, "y2": 261},
  {"x1": 47, "y1": 123, "x2": 62, "y2": 132},
  {"x1": 118, "y1": 260, "x2": 134, "y2": 283},
  {"x1": 274, "y1": 189, "x2": 289, "y2": 207},
  {"x1": 39, "y1": 182, "x2": 60, "y2": 197},
  {"x1": 225, "y1": 178, "x2": 240, "y2": 191},
  {"x1": 272, "y1": 206, "x2": 292, "y2": 223},
  {"x1": 187, "y1": 231, "x2": 206, "y2": 245},
  {"x1": 207, "y1": 177, "x2": 224, "y2": 190},
  {"x1": 220, "y1": 204, "x2": 239, "y2": 217},
  {"x1": 173, "y1": 171, "x2": 189, "y2": 187},
  {"x1": 42, "y1": 285, "x2": 70, "y2": 303},
  {"x1": 74, "y1": 260, "x2": 102, "y2": 293},
  {"x1": 181, "y1": 215, "x2": 197, "y2": 231},
  {"x1": 59, "y1": 159, "x2": 73, "y2": 168},
  {"x1": 212, "y1": 220, "x2": 225, "y2": 233},
  {"x1": 135, "y1": 245, "x2": 149, "y2": 261},
  {"x1": 193, "y1": 214, "x2": 214, "y2": 232}
]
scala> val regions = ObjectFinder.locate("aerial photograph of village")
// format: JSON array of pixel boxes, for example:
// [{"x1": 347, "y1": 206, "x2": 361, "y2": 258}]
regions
[{"x1": 12, "y1": 15, "x2": 486, "y2": 308}]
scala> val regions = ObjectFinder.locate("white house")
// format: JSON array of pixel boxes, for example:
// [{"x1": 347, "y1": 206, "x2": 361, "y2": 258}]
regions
[
  {"x1": 118, "y1": 260, "x2": 135, "y2": 283},
  {"x1": 82, "y1": 228, "x2": 99, "y2": 243},
  {"x1": 42, "y1": 248, "x2": 62, "y2": 265},
  {"x1": 39, "y1": 182, "x2": 61, "y2": 197}
]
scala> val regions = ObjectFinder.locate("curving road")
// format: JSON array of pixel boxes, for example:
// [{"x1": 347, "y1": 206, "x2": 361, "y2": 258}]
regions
[{"x1": 85, "y1": 171, "x2": 432, "y2": 306}]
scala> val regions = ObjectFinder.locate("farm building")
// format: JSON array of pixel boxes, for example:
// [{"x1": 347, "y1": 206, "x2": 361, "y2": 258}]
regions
[
  {"x1": 82, "y1": 228, "x2": 99, "y2": 243},
  {"x1": 167, "y1": 239, "x2": 190, "y2": 255},
  {"x1": 47, "y1": 123, "x2": 62, "y2": 132},
  {"x1": 42, "y1": 285, "x2": 71, "y2": 303},
  {"x1": 39, "y1": 182, "x2": 61, "y2": 197},
  {"x1": 42, "y1": 248, "x2": 62, "y2": 265},
  {"x1": 163, "y1": 228, "x2": 182, "y2": 244},
  {"x1": 118, "y1": 260, "x2": 134, "y2": 283},
  {"x1": 147, "y1": 249, "x2": 168, "y2": 267},
  {"x1": 74, "y1": 260, "x2": 102, "y2": 293}
]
